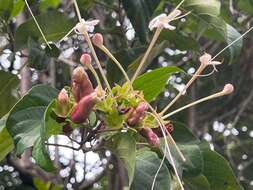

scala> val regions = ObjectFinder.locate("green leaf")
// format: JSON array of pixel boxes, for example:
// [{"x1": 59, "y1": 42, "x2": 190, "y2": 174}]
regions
[
  {"x1": 44, "y1": 100, "x2": 63, "y2": 138},
  {"x1": 28, "y1": 38, "x2": 51, "y2": 70},
  {"x1": 161, "y1": 123, "x2": 203, "y2": 178},
  {"x1": 184, "y1": 174, "x2": 211, "y2": 190},
  {"x1": 0, "y1": 0, "x2": 13, "y2": 20},
  {"x1": 6, "y1": 85, "x2": 58, "y2": 155},
  {"x1": 181, "y1": 0, "x2": 242, "y2": 62},
  {"x1": 15, "y1": 11, "x2": 75, "y2": 50},
  {"x1": 11, "y1": 0, "x2": 25, "y2": 18},
  {"x1": 110, "y1": 133, "x2": 136, "y2": 187},
  {"x1": 32, "y1": 138, "x2": 55, "y2": 172},
  {"x1": 39, "y1": 0, "x2": 61, "y2": 12},
  {"x1": 0, "y1": 115, "x2": 14, "y2": 161},
  {"x1": 0, "y1": 71, "x2": 19, "y2": 117},
  {"x1": 133, "y1": 66, "x2": 182, "y2": 102},
  {"x1": 131, "y1": 149, "x2": 171, "y2": 190},
  {"x1": 202, "y1": 149, "x2": 242, "y2": 190},
  {"x1": 33, "y1": 177, "x2": 61, "y2": 190}
]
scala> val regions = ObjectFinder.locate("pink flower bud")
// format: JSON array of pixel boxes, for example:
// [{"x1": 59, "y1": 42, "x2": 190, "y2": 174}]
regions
[
  {"x1": 80, "y1": 53, "x2": 92, "y2": 66},
  {"x1": 92, "y1": 33, "x2": 104, "y2": 47},
  {"x1": 136, "y1": 102, "x2": 148, "y2": 114},
  {"x1": 71, "y1": 92, "x2": 97, "y2": 123},
  {"x1": 152, "y1": 123, "x2": 174, "y2": 137},
  {"x1": 140, "y1": 128, "x2": 160, "y2": 146},
  {"x1": 72, "y1": 67, "x2": 94, "y2": 102},
  {"x1": 127, "y1": 102, "x2": 148, "y2": 126},
  {"x1": 58, "y1": 88, "x2": 68, "y2": 104},
  {"x1": 222, "y1": 84, "x2": 234, "y2": 95}
]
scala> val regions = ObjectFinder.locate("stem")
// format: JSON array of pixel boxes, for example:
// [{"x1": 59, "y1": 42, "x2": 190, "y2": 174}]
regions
[
  {"x1": 160, "y1": 63, "x2": 206, "y2": 115},
  {"x1": 83, "y1": 32, "x2": 113, "y2": 94},
  {"x1": 131, "y1": 27, "x2": 162, "y2": 82},
  {"x1": 24, "y1": 0, "x2": 51, "y2": 49},
  {"x1": 99, "y1": 45, "x2": 132, "y2": 86},
  {"x1": 72, "y1": 0, "x2": 113, "y2": 94},
  {"x1": 86, "y1": 63, "x2": 103, "y2": 91},
  {"x1": 45, "y1": 143, "x2": 81, "y2": 151},
  {"x1": 162, "y1": 91, "x2": 225, "y2": 120}
]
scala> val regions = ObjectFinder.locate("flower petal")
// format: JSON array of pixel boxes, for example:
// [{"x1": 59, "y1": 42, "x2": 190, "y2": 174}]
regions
[
  {"x1": 167, "y1": 9, "x2": 182, "y2": 20},
  {"x1": 163, "y1": 23, "x2": 176, "y2": 30}
]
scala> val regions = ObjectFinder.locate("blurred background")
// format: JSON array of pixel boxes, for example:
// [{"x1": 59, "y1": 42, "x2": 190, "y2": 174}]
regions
[{"x1": 0, "y1": 0, "x2": 253, "y2": 189}]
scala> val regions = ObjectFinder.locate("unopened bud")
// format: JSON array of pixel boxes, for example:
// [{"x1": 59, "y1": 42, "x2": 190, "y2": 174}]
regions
[
  {"x1": 72, "y1": 67, "x2": 94, "y2": 102},
  {"x1": 80, "y1": 53, "x2": 92, "y2": 66},
  {"x1": 72, "y1": 67, "x2": 86, "y2": 83},
  {"x1": 140, "y1": 128, "x2": 160, "y2": 146},
  {"x1": 127, "y1": 102, "x2": 148, "y2": 126},
  {"x1": 58, "y1": 88, "x2": 68, "y2": 104},
  {"x1": 152, "y1": 123, "x2": 174, "y2": 137},
  {"x1": 222, "y1": 84, "x2": 234, "y2": 95},
  {"x1": 71, "y1": 92, "x2": 97, "y2": 123},
  {"x1": 136, "y1": 102, "x2": 148, "y2": 114},
  {"x1": 92, "y1": 33, "x2": 104, "y2": 47}
]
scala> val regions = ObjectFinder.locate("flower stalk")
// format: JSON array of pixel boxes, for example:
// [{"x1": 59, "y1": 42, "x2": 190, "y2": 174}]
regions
[{"x1": 162, "y1": 84, "x2": 234, "y2": 119}]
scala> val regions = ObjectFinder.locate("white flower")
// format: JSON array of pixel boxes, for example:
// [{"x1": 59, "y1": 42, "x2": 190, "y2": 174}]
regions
[
  {"x1": 199, "y1": 53, "x2": 222, "y2": 66},
  {"x1": 148, "y1": 10, "x2": 182, "y2": 31},
  {"x1": 75, "y1": 18, "x2": 100, "y2": 34},
  {"x1": 199, "y1": 53, "x2": 222, "y2": 72}
]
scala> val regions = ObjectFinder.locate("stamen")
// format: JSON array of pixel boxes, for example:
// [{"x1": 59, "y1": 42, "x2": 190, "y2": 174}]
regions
[
  {"x1": 98, "y1": 44, "x2": 132, "y2": 87},
  {"x1": 160, "y1": 63, "x2": 206, "y2": 115},
  {"x1": 162, "y1": 84, "x2": 234, "y2": 119}
]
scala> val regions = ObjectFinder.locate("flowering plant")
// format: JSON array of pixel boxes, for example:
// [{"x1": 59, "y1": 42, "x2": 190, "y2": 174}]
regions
[{"x1": 0, "y1": 0, "x2": 250, "y2": 189}]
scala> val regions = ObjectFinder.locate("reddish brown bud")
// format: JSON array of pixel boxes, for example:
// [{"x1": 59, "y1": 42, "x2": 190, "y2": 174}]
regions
[
  {"x1": 71, "y1": 92, "x2": 97, "y2": 123},
  {"x1": 140, "y1": 128, "x2": 160, "y2": 146},
  {"x1": 80, "y1": 53, "x2": 92, "y2": 66},
  {"x1": 152, "y1": 123, "x2": 174, "y2": 137},
  {"x1": 72, "y1": 67, "x2": 94, "y2": 102},
  {"x1": 127, "y1": 102, "x2": 148, "y2": 126},
  {"x1": 92, "y1": 33, "x2": 104, "y2": 47},
  {"x1": 63, "y1": 123, "x2": 73, "y2": 136},
  {"x1": 58, "y1": 88, "x2": 68, "y2": 104}
]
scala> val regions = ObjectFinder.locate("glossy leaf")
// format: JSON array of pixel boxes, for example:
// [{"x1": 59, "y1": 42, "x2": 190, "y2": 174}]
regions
[
  {"x1": 184, "y1": 174, "x2": 211, "y2": 190},
  {"x1": 202, "y1": 149, "x2": 242, "y2": 190},
  {"x1": 15, "y1": 11, "x2": 75, "y2": 50},
  {"x1": 0, "y1": 0, "x2": 13, "y2": 20},
  {"x1": 110, "y1": 133, "x2": 136, "y2": 187},
  {"x1": 0, "y1": 115, "x2": 14, "y2": 161},
  {"x1": 133, "y1": 66, "x2": 182, "y2": 102},
  {"x1": 131, "y1": 149, "x2": 171, "y2": 190},
  {"x1": 161, "y1": 123, "x2": 203, "y2": 178},
  {"x1": 0, "y1": 71, "x2": 19, "y2": 117},
  {"x1": 39, "y1": 0, "x2": 61, "y2": 12},
  {"x1": 32, "y1": 138, "x2": 55, "y2": 172},
  {"x1": 181, "y1": 0, "x2": 242, "y2": 62},
  {"x1": 11, "y1": 0, "x2": 25, "y2": 17},
  {"x1": 6, "y1": 85, "x2": 58, "y2": 155}
]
